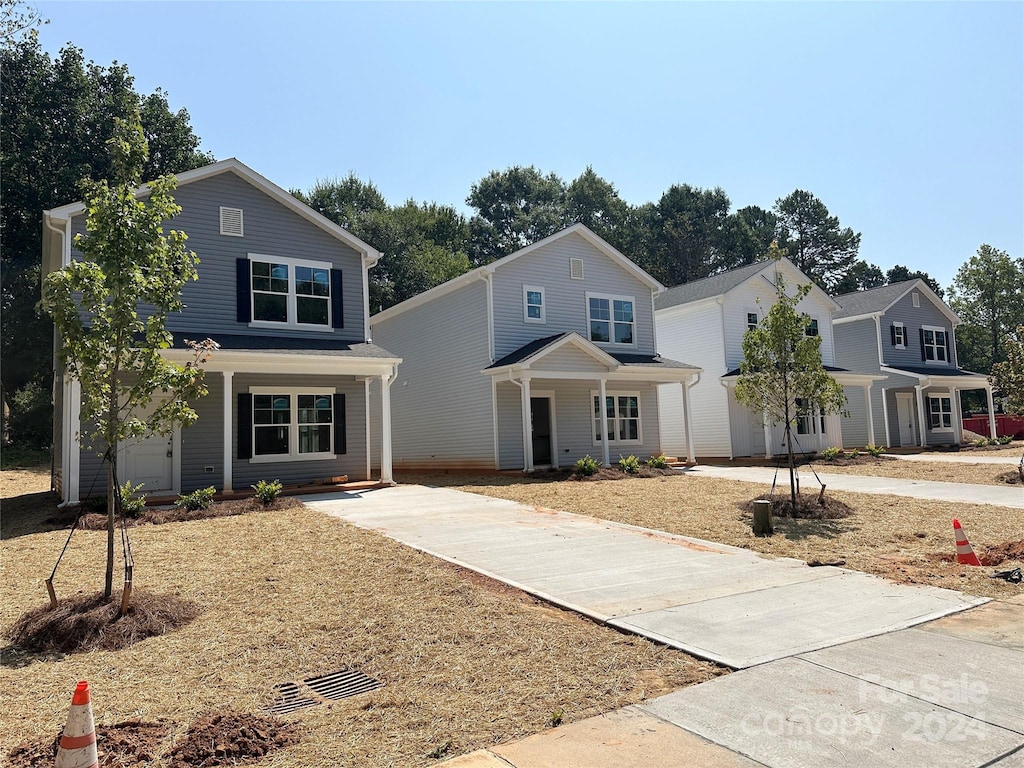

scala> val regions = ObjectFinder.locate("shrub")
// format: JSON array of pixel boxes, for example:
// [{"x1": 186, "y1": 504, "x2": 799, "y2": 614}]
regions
[
  {"x1": 174, "y1": 486, "x2": 216, "y2": 512},
  {"x1": 972, "y1": 438, "x2": 988, "y2": 448},
  {"x1": 864, "y1": 444, "x2": 885, "y2": 458},
  {"x1": 646, "y1": 454, "x2": 669, "y2": 469},
  {"x1": 252, "y1": 479, "x2": 283, "y2": 505},
  {"x1": 996, "y1": 435, "x2": 1013, "y2": 445},
  {"x1": 573, "y1": 455, "x2": 599, "y2": 477},
  {"x1": 820, "y1": 446, "x2": 842, "y2": 461},
  {"x1": 618, "y1": 455, "x2": 640, "y2": 474},
  {"x1": 118, "y1": 480, "x2": 147, "y2": 518},
  {"x1": 845, "y1": 449, "x2": 861, "y2": 460}
]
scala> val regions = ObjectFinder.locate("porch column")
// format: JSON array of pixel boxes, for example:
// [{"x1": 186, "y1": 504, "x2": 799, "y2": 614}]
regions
[
  {"x1": 67, "y1": 377, "x2": 83, "y2": 505},
  {"x1": 763, "y1": 413, "x2": 772, "y2": 460},
  {"x1": 953, "y1": 390, "x2": 964, "y2": 445},
  {"x1": 599, "y1": 378, "x2": 610, "y2": 467},
  {"x1": 817, "y1": 409, "x2": 825, "y2": 452},
  {"x1": 222, "y1": 371, "x2": 233, "y2": 493},
  {"x1": 380, "y1": 371, "x2": 395, "y2": 484},
  {"x1": 881, "y1": 388, "x2": 891, "y2": 448},
  {"x1": 986, "y1": 386, "x2": 997, "y2": 439},
  {"x1": 915, "y1": 385, "x2": 927, "y2": 448},
  {"x1": 681, "y1": 380, "x2": 696, "y2": 464},
  {"x1": 521, "y1": 376, "x2": 534, "y2": 471},
  {"x1": 364, "y1": 378, "x2": 372, "y2": 481},
  {"x1": 863, "y1": 385, "x2": 876, "y2": 447}
]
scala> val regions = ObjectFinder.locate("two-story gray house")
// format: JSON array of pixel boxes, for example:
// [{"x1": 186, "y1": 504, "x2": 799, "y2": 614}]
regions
[
  {"x1": 44, "y1": 159, "x2": 402, "y2": 504},
  {"x1": 833, "y1": 279, "x2": 996, "y2": 448},
  {"x1": 369, "y1": 224, "x2": 702, "y2": 472}
]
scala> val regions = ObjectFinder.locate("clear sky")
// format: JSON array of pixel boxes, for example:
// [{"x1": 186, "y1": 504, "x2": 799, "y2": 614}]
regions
[{"x1": 34, "y1": 1, "x2": 1023, "y2": 291}]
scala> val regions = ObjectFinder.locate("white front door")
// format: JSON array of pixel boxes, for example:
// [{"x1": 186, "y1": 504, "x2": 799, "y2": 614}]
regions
[
  {"x1": 119, "y1": 399, "x2": 176, "y2": 493},
  {"x1": 895, "y1": 393, "x2": 916, "y2": 447}
]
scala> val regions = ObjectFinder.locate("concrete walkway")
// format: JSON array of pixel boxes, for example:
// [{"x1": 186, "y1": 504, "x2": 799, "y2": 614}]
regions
[
  {"x1": 886, "y1": 452, "x2": 1023, "y2": 465},
  {"x1": 303, "y1": 485, "x2": 1022, "y2": 767},
  {"x1": 687, "y1": 465, "x2": 1024, "y2": 508}
]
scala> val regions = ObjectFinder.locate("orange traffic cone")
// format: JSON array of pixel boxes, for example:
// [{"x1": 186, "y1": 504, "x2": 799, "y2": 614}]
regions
[
  {"x1": 54, "y1": 680, "x2": 98, "y2": 768},
  {"x1": 953, "y1": 518, "x2": 982, "y2": 566}
]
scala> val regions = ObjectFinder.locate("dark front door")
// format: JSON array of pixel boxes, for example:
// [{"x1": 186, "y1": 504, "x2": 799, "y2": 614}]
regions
[{"x1": 530, "y1": 397, "x2": 553, "y2": 465}]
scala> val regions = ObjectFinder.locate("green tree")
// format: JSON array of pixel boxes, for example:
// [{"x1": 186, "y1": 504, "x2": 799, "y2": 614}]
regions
[
  {"x1": 42, "y1": 113, "x2": 211, "y2": 599},
  {"x1": 0, "y1": 0, "x2": 44, "y2": 43},
  {"x1": 1, "y1": 33, "x2": 211, "y2": 447},
  {"x1": 948, "y1": 245, "x2": 1024, "y2": 374},
  {"x1": 990, "y1": 326, "x2": 1024, "y2": 414},
  {"x1": 885, "y1": 265, "x2": 943, "y2": 298},
  {"x1": 734, "y1": 275, "x2": 847, "y2": 508},
  {"x1": 564, "y1": 166, "x2": 631, "y2": 248},
  {"x1": 639, "y1": 184, "x2": 733, "y2": 286},
  {"x1": 773, "y1": 190, "x2": 861, "y2": 292},
  {"x1": 833, "y1": 260, "x2": 885, "y2": 294}
]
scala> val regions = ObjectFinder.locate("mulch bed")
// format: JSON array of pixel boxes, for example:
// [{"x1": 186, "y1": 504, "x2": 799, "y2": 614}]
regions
[
  {"x1": 813, "y1": 455, "x2": 893, "y2": 467},
  {"x1": 569, "y1": 466, "x2": 676, "y2": 481},
  {"x1": 7, "y1": 713, "x2": 297, "y2": 768},
  {"x1": 742, "y1": 492, "x2": 855, "y2": 520},
  {"x1": 47, "y1": 496, "x2": 303, "y2": 530}
]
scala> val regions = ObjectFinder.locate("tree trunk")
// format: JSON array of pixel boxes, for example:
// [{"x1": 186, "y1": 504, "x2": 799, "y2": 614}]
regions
[
  {"x1": 785, "y1": 422, "x2": 797, "y2": 510},
  {"x1": 105, "y1": 453, "x2": 115, "y2": 598}
]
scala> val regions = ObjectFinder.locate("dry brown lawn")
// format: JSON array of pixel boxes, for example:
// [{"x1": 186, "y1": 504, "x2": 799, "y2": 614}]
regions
[
  {"x1": 1, "y1": 467, "x2": 718, "y2": 767},
  {"x1": 407, "y1": 470, "x2": 1024, "y2": 601},
  {"x1": 791, "y1": 456, "x2": 1023, "y2": 487}
]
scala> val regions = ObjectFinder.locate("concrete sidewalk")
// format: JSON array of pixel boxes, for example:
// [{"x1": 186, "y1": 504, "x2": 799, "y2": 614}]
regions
[
  {"x1": 885, "y1": 452, "x2": 1023, "y2": 465},
  {"x1": 687, "y1": 465, "x2": 1024, "y2": 508}
]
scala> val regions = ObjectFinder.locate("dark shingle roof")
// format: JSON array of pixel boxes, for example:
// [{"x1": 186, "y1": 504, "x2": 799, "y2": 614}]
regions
[
  {"x1": 611, "y1": 352, "x2": 698, "y2": 369},
  {"x1": 833, "y1": 281, "x2": 916, "y2": 320},
  {"x1": 724, "y1": 364, "x2": 851, "y2": 377},
  {"x1": 486, "y1": 333, "x2": 699, "y2": 371},
  {"x1": 654, "y1": 261, "x2": 771, "y2": 311},
  {"x1": 169, "y1": 333, "x2": 399, "y2": 359},
  {"x1": 487, "y1": 334, "x2": 572, "y2": 369},
  {"x1": 883, "y1": 365, "x2": 986, "y2": 378}
]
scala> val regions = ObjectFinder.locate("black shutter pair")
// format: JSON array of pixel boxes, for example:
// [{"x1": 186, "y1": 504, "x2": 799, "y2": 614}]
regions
[
  {"x1": 236, "y1": 258, "x2": 344, "y2": 328},
  {"x1": 920, "y1": 328, "x2": 926, "y2": 361},
  {"x1": 236, "y1": 393, "x2": 346, "y2": 460}
]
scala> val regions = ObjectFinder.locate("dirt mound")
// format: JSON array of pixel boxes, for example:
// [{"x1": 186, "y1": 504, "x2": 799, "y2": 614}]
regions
[
  {"x1": 55, "y1": 496, "x2": 304, "y2": 530},
  {"x1": 7, "y1": 720, "x2": 172, "y2": 767},
  {"x1": 997, "y1": 469, "x2": 1023, "y2": 485},
  {"x1": 980, "y1": 539, "x2": 1024, "y2": 566},
  {"x1": 166, "y1": 712, "x2": 300, "y2": 767},
  {"x1": 6, "y1": 589, "x2": 199, "y2": 654},
  {"x1": 742, "y1": 493, "x2": 854, "y2": 520}
]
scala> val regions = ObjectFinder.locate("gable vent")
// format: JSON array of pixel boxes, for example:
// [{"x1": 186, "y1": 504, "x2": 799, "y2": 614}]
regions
[
  {"x1": 220, "y1": 206, "x2": 244, "y2": 237},
  {"x1": 570, "y1": 258, "x2": 584, "y2": 280},
  {"x1": 912, "y1": 292, "x2": 920, "y2": 308}
]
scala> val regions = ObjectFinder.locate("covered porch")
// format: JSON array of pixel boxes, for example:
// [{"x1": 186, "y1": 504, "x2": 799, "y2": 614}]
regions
[{"x1": 880, "y1": 365, "x2": 996, "y2": 448}]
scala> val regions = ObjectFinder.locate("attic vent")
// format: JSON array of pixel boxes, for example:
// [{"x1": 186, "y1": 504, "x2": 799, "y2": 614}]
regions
[
  {"x1": 220, "y1": 206, "x2": 244, "y2": 237},
  {"x1": 912, "y1": 292, "x2": 920, "y2": 308},
  {"x1": 570, "y1": 258, "x2": 584, "y2": 280}
]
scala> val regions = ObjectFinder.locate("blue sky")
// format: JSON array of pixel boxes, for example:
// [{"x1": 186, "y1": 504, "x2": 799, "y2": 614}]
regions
[{"x1": 35, "y1": 1, "x2": 1023, "y2": 290}]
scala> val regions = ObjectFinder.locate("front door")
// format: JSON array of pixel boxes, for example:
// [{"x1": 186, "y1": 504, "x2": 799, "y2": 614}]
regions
[
  {"x1": 896, "y1": 393, "x2": 916, "y2": 447},
  {"x1": 119, "y1": 398, "x2": 175, "y2": 493},
  {"x1": 530, "y1": 397, "x2": 553, "y2": 466}
]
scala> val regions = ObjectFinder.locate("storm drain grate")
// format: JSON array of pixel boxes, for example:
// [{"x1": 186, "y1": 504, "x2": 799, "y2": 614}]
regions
[{"x1": 266, "y1": 669, "x2": 383, "y2": 715}]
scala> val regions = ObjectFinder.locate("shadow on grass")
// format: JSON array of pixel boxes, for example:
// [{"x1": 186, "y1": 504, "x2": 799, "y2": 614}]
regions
[
  {"x1": 1, "y1": 490, "x2": 64, "y2": 540},
  {"x1": 770, "y1": 516, "x2": 860, "y2": 541}
]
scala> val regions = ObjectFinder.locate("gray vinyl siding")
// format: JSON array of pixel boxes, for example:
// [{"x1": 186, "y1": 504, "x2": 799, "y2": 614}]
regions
[
  {"x1": 491, "y1": 234, "x2": 657, "y2": 358},
  {"x1": 67, "y1": 170, "x2": 367, "y2": 342},
  {"x1": 496, "y1": 381, "x2": 524, "y2": 470},
  {"x1": 881, "y1": 292, "x2": 955, "y2": 368},
  {"x1": 180, "y1": 375, "x2": 223, "y2": 491},
  {"x1": 372, "y1": 279, "x2": 494, "y2": 469},
  {"x1": 231, "y1": 374, "x2": 368, "y2": 488},
  {"x1": 834, "y1": 319, "x2": 881, "y2": 374},
  {"x1": 840, "y1": 386, "x2": 870, "y2": 448},
  {"x1": 78, "y1": 431, "x2": 108, "y2": 500}
]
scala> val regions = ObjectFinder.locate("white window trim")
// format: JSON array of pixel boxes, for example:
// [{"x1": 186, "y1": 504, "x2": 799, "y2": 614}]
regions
[
  {"x1": 248, "y1": 253, "x2": 334, "y2": 332},
  {"x1": 248, "y1": 386, "x2": 337, "y2": 463},
  {"x1": 922, "y1": 324, "x2": 948, "y2": 365},
  {"x1": 804, "y1": 316, "x2": 820, "y2": 337},
  {"x1": 795, "y1": 397, "x2": 826, "y2": 436},
  {"x1": 586, "y1": 291, "x2": 638, "y2": 348},
  {"x1": 912, "y1": 292, "x2": 920, "y2": 308},
  {"x1": 745, "y1": 309, "x2": 759, "y2": 332},
  {"x1": 927, "y1": 391, "x2": 954, "y2": 433},
  {"x1": 590, "y1": 390, "x2": 643, "y2": 446},
  {"x1": 523, "y1": 284, "x2": 546, "y2": 324},
  {"x1": 892, "y1": 321, "x2": 906, "y2": 349},
  {"x1": 220, "y1": 206, "x2": 244, "y2": 237},
  {"x1": 570, "y1": 258, "x2": 584, "y2": 280}
]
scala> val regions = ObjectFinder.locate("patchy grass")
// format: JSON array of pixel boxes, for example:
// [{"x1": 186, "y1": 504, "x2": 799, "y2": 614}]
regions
[{"x1": 808, "y1": 456, "x2": 1024, "y2": 487}]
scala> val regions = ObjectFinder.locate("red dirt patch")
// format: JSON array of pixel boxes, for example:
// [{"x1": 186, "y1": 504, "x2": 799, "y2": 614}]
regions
[
  {"x1": 7, "y1": 720, "x2": 172, "y2": 767},
  {"x1": 980, "y1": 539, "x2": 1024, "y2": 567},
  {"x1": 49, "y1": 496, "x2": 304, "y2": 530},
  {"x1": 166, "y1": 712, "x2": 300, "y2": 767}
]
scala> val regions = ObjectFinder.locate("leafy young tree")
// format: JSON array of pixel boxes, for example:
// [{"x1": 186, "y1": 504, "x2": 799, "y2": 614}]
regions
[
  {"x1": 990, "y1": 326, "x2": 1024, "y2": 415},
  {"x1": 948, "y1": 245, "x2": 1024, "y2": 374},
  {"x1": 42, "y1": 114, "x2": 211, "y2": 599},
  {"x1": 885, "y1": 265, "x2": 943, "y2": 298},
  {"x1": 773, "y1": 190, "x2": 861, "y2": 292},
  {"x1": 0, "y1": 0, "x2": 44, "y2": 43},
  {"x1": 734, "y1": 275, "x2": 847, "y2": 508}
]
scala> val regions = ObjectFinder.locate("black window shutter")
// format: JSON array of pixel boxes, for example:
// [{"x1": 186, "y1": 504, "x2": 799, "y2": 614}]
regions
[
  {"x1": 237, "y1": 393, "x2": 252, "y2": 460},
  {"x1": 331, "y1": 269, "x2": 344, "y2": 328},
  {"x1": 919, "y1": 328, "x2": 926, "y2": 361},
  {"x1": 944, "y1": 332, "x2": 951, "y2": 364},
  {"x1": 890, "y1": 324, "x2": 897, "y2": 347},
  {"x1": 236, "y1": 259, "x2": 251, "y2": 323},
  {"x1": 333, "y1": 393, "x2": 346, "y2": 454}
]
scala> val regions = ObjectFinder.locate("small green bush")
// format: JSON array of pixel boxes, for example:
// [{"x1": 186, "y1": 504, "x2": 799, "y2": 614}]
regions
[
  {"x1": 118, "y1": 480, "x2": 147, "y2": 518},
  {"x1": 618, "y1": 455, "x2": 641, "y2": 474},
  {"x1": 864, "y1": 444, "x2": 885, "y2": 458},
  {"x1": 573, "y1": 455, "x2": 599, "y2": 477},
  {"x1": 996, "y1": 435, "x2": 1013, "y2": 445},
  {"x1": 646, "y1": 454, "x2": 669, "y2": 469},
  {"x1": 972, "y1": 438, "x2": 989, "y2": 448},
  {"x1": 174, "y1": 486, "x2": 216, "y2": 512},
  {"x1": 845, "y1": 449, "x2": 861, "y2": 460},
  {"x1": 252, "y1": 479, "x2": 283, "y2": 505},
  {"x1": 821, "y1": 446, "x2": 842, "y2": 461}
]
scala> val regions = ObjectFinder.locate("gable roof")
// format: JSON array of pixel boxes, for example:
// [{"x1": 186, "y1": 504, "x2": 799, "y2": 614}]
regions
[
  {"x1": 485, "y1": 332, "x2": 700, "y2": 374},
  {"x1": 43, "y1": 158, "x2": 382, "y2": 264},
  {"x1": 373, "y1": 223, "x2": 663, "y2": 325},
  {"x1": 833, "y1": 279, "x2": 959, "y2": 324}
]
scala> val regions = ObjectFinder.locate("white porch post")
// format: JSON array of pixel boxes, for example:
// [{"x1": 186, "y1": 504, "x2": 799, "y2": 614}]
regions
[
  {"x1": 863, "y1": 385, "x2": 876, "y2": 447},
  {"x1": 681, "y1": 380, "x2": 696, "y2": 464},
  {"x1": 364, "y1": 378, "x2": 372, "y2": 481},
  {"x1": 986, "y1": 386, "x2": 997, "y2": 439},
  {"x1": 763, "y1": 413, "x2": 772, "y2": 460},
  {"x1": 222, "y1": 371, "x2": 233, "y2": 493},
  {"x1": 521, "y1": 376, "x2": 534, "y2": 471},
  {"x1": 881, "y1": 388, "x2": 891, "y2": 448},
  {"x1": 380, "y1": 371, "x2": 394, "y2": 484},
  {"x1": 67, "y1": 377, "x2": 82, "y2": 505},
  {"x1": 599, "y1": 378, "x2": 611, "y2": 467},
  {"x1": 915, "y1": 385, "x2": 927, "y2": 447},
  {"x1": 953, "y1": 389, "x2": 964, "y2": 445}
]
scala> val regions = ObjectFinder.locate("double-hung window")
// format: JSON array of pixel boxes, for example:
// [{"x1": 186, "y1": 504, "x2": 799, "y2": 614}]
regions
[
  {"x1": 587, "y1": 293, "x2": 635, "y2": 345},
  {"x1": 746, "y1": 312, "x2": 759, "y2": 332},
  {"x1": 251, "y1": 389, "x2": 335, "y2": 461},
  {"x1": 523, "y1": 285, "x2": 545, "y2": 323},
  {"x1": 795, "y1": 398, "x2": 825, "y2": 435},
  {"x1": 249, "y1": 255, "x2": 333, "y2": 328},
  {"x1": 804, "y1": 318, "x2": 819, "y2": 337},
  {"x1": 892, "y1": 322, "x2": 906, "y2": 349},
  {"x1": 928, "y1": 396, "x2": 953, "y2": 430},
  {"x1": 922, "y1": 326, "x2": 948, "y2": 363},
  {"x1": 592, "y1": 392, "x2": 641, "y2": 444}
]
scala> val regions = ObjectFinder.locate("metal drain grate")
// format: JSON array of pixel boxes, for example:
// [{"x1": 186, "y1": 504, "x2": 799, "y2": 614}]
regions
[{"x1": 267, "y1": 669, "x2": 383, "y2": 715}]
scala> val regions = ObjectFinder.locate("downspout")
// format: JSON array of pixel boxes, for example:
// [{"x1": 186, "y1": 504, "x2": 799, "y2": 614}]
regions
[
  {"x1": 44, "y1": 213, "x2": 67, "y2": 497},
  {"x1": 873, "y1": 314, "x2": 884, "y2": 367},
  {"x1": 479, "y1": 270, "x2": 495, "y2": 363},
  {"x1": 719, "y1": 378, "x2": 735, "y2": 459},
  {"x1": 362, "y1": 251, "x2": 379, "y2": 343},
  {"x1": 683, "y1": 372, "x2": 701, "y2": 463},
  {"x1": 507, "y1": 370, "x2": 529, "y2": 472}
]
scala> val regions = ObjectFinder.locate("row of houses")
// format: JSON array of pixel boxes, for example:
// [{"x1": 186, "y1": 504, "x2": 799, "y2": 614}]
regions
[{"x1": 42, "y1": 159, "x2": 998, "y2": 503}]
